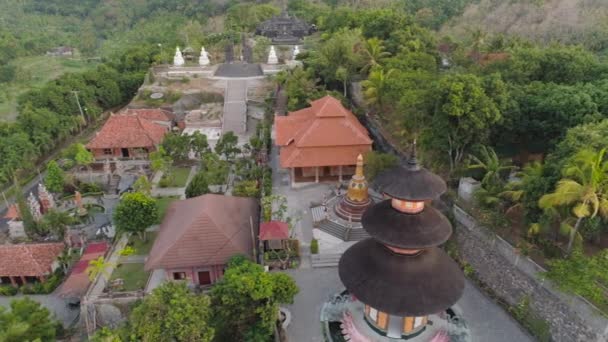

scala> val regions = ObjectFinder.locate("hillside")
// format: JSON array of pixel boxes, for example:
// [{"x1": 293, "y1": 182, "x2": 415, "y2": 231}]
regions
[{"x1": 442, "y1": 0, "x2": 608, "y2": 52}]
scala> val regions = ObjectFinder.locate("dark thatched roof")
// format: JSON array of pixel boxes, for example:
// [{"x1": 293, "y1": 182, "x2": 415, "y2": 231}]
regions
[
  {"x1": 361, "y1": 200, "x2": 452, "y2": 249},
  {"x1": 338, "y1": 239, "x2": 464, "y2": 316},
  {"x1": 373, "y1": 159, "x2": 446, "y2": 201}
]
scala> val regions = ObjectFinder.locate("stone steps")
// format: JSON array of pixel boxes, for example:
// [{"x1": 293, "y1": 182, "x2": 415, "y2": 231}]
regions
[
  {"x1": 317, "y1": 220, "x2": 370, "y2": 241},
  {"x1": 311, "y1": 253, "x2": 342, "y2": 268}
]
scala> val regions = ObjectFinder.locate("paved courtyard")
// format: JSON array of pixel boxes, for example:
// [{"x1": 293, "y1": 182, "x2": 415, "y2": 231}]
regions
[{"x1": 284, "y1": 268, "x2": 533, "y2": 342}]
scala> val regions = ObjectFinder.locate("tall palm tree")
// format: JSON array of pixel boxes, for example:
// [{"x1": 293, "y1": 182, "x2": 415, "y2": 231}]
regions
[
  {"x1": 86, "y1": 256, "x2": 115, "y2": 281},
  {"x1": 501, "y1": 161, "x2": 544, "y2": 213},
  {"x1": 41, "y1": 209, "x2": 75, "y2": 240},
  {"x1": 361, "y1": 38, "x2": 391, "y2": 72},
  {"x1": 468, "y1": 145, "x2": 513, "y2": 188},
  {"x1": 361, "y1": 67, "x2": 395, "y2": 111},
  {"x1": 539, "y1": 148, "x2": 608, "y2": 254}
]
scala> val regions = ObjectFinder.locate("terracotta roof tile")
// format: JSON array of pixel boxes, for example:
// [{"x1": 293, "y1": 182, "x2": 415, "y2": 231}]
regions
[
  {"x1": 86, "y1": 114, "x2": 168, "y2": 149},
  {"x1": 274, "y1": 96, "x2": 372, "y2": 168},
  {"x1": 259, "y1": 221, "x2": 289, "y2": 240},
  {"x1": 145, "y1": 194, "x2": 259, "y2": 270},
  {"x1": 4, "y1": 204, "x2": 20, "y2": 220},
  {"x1": 0, "y1": 243, "x2": 64, "y2": 277},
  {"x1": 121, "y1": 108, "x2": 173, "y2": 122}
]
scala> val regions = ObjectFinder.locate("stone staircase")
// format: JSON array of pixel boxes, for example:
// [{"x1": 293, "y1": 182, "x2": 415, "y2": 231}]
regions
[
  {"x1": 311, "y1": 253, "x2": 343, "y2": 268},
  {"x1": 317, "y1": 220, "x2": 370, "y2": 242}
]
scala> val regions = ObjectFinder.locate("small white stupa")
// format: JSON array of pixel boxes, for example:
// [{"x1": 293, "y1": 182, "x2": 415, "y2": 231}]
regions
[
  {"x1": 199, "y1": 46, "x2": 210, "y2": 66},
  {"x1": 173, "y1": 47, "x2": 185, "y2": 67},
  {"x1": 268, "y1": 46, "x2": 278, "y2": 65},
  {"x1": 293, "y1": 45, "x2": 300, "y2": 60}
]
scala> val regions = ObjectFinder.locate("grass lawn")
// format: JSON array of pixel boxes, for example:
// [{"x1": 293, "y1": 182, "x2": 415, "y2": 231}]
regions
[
  {"x1": 127, "y1": 231, "x2": 158, "y2": 255},
  {"x1": 160, "y1": 166, "x2": 191, "y2": 187},
  {"x1": 155, "y1": 196, "x2": 179, "y2": 223},
  {"x1": 0, "y1": 56, "x2": 98, "y2": 121},
  {"x1": 110, "y1": 263, "x2": 149, "y2": 291}
]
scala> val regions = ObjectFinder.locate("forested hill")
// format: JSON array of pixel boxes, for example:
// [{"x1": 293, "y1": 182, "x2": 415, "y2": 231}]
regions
[{"x1": 442, "y1": 0, "x2": 608, "y2": 52}]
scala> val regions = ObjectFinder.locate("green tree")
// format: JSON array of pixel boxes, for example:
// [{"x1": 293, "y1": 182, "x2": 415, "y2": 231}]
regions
[
  {"x1": 86, "y1": 256, "x2": 114, "y2": 281},
  {"x1": 0, "y1": 297, "x2": 58, "y2": 342},
  {"x1": 202, "y1": 153, "x2": 229, "y2": 187},
  {"x1": 90, "y1": 327, "x2": 122, "y2": 342},
  {"x1": 361, "y1": 37, "x2": 391, "y2": 72},
  {"x1": 113, "y1": 192, "x2": 159, "y2": 241},
  {"x1": 539, "y1": 148, "x2": 608, "y2": 254},
  {"x1": 189, "y1": 131, "x2": 209, "y2": 158},
  {"x1": 233, "y1": 180, "x2": 259, "y2": 198},
  {"x1": 162, "y1": 133, "x2": 190, "y2": 162},
  {"x1": 16, "y1": 190, "x2": 37, "y2": 238},
  {"x1": 468, "y1": 145, "x2": 513, "y2": 188},
  {"x1": 211, "y1": 257, "x2": 298, "y2": 341},
  {"x1": 132, "y1": 175, "x2": 152, "y2": 195},
  {"x1": 74, "y1": 143, "x2": 94, "y2": 181},
  {"x1": 361, "y1": 67, "x2": 395, "y2": 111},
  {"x1": 185, "y1": 172, "x2": 209, "y2": 199},
  {"x1": 214, "y1": 132, "x2": 240, "y2": 161},
  {"x1": 40, "y1": 209, "x2": 74, "y2": 239},
  {"x1": 130, "y1": 282, "x2": 214, "y2": 342},
  {"x1": 44, "y1": 160, "x2": 65, "y2": 193},
  {"x1": 363, "y1": 151, "x2": 398, "y2": 181},
  {"x1": 150, "y1": 146, "x2": 173, "y2": 175},
  {"x1": 427, "y1": 73, "x2": 502, "y2": 172}
]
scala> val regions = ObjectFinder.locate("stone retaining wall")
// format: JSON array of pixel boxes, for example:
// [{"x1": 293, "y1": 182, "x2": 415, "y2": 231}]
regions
[{"x1": 453, "y1": 205, "x2": 607, "y2": 342}]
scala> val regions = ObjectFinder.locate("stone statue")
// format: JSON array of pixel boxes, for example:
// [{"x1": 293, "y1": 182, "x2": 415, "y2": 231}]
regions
[
  {"x1": 293, "y1": 45, "x2": 300, "y2": 60},
  {"x1": 173, "y1": 47, "x2": 185, "y2": 67},
  {"x1": 199, "y1": 46, "x2": 210, "y2": 66},
  {"x1": 37, "y1": 184, "x2": 55, "y2": 213},
  {"x1": 75, "y1": 191, "x2": 88, "y2": 217},
  {"x1": 268, "y1": 46, "x2": 279, "y2": 65}
]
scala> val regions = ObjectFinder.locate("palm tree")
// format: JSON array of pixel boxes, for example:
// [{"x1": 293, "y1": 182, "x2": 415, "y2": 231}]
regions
[
  {"x1": 56, "y1": 249, "x2": 72, "y2": 274},
  {"x1": 41, "y1": 209, "x2": 75, "y2": 239},
  {"x1": 361, "y1": 67, "x2": 395, "y2": 111},
  {"x1": 539, "y1": 148, "x2": 608, "y2": 254},
  {"x1": 501, "y1": 161, "x2": 544, "y2": 212},
  {"x1": 86, "y1": 256, "x2": 115, "y2": 281},
  {"x1": 361, "y1": 38, "x2": 391, "y2": 72},
  {"x1": 468, "y1": 145, "x2": 513, "y2": 188}
]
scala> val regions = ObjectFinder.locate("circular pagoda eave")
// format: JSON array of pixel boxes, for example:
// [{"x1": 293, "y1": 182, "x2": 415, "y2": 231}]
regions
[
  {"x1": 361, "y1": 200, "x2": 452, "y2": 249},
  {"x1": 373, "y1": 165, "x2": 447, "y2": 201},
  {"x1": 339, "y1": 238, "x2": 465, "y2": 317}
]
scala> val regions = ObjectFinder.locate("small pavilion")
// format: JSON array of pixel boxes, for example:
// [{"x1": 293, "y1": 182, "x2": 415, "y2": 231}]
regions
[
  {"x1": 0, "y1": 243, "x2": 64, "y2": 287},
  {"x1": 259, "y1": 221, "x2": 290, "y2": 250}
]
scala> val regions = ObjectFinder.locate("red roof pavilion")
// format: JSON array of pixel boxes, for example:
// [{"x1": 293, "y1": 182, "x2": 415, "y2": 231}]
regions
[{"x1": 0, "y1": 243, "x2": 64, "y2": 279}]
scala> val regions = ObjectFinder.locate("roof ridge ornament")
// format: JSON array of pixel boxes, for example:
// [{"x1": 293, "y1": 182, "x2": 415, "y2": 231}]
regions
[{"x1": 407, "y1": 139, "x2": 420, "y2": 171}]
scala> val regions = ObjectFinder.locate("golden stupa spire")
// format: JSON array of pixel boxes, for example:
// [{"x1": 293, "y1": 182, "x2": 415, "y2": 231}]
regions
[{"x1": 346, "y1": 154, "x2": 369, "y2": 202}]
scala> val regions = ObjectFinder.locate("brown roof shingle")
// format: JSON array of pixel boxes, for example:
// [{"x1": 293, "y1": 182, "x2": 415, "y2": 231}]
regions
[
  {"x1": 274, "y1": 96, "x2": 372, "y2": 168},
  {"x1": 145, "y1": 194, "x2": 259, "y2": 270},
  {"x1": 86, "y1": 114, "x2": 168, "y2": 149},
  {"x1": 121, "y1": 108, "x2": 173, "y2": 122},
  {"x1": 0, "y1": 243, "x2": 64, "y2": 277}
]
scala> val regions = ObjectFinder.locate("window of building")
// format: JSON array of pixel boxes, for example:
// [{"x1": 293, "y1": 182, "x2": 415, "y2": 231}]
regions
[
  {"x1": 173, "y1": 272, "x2": 186, "y2": 280},
  {"x1": 103, "y1": 148, "x2": 113, "y2": 155},
  {"x1": 369, "y1": 307, "x2": 378, "y2": 322}
]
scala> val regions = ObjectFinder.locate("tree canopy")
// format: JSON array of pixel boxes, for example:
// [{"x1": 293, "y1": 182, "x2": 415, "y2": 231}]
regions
[
  {"x1": 113, "y1": 192, "x2": 158, "y2": 239},
  {"x1": 0, "y1": 297, "x2": 59, "y2": 342}
]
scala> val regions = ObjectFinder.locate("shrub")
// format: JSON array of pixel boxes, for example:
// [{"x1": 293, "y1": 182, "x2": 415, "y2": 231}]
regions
[
  {"x1": 79, "y1": 182, "x2": 102, "y2": 193},
  {"x1": 310, "y1": 238, "x2": 319, "y2": 254},
  {"x1": 0, "y1": 285, "x2": 18, "y2": 296}
]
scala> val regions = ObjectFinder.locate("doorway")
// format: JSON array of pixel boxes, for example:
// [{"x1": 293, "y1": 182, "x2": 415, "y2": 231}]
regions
[
  {"x1": 121, "y1": 148, "x2": 129, "y2": 158},
  {"x1": 198, "y1": 271, "x2": 212, "y2": 286}
]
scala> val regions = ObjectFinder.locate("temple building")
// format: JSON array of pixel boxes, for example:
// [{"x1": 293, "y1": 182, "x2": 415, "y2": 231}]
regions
[
  {"x1": 256, "y1": 11, "x2": 314, "y2": 44},
  {"x1": 274, "y1": 96, "x2": 372, "y2": 186},
  {"x1": 336, "y1": 146, "x2": 465, "y2": 340},
  {"x1": 334, "y1": 154, "x2": 373, "y2": 222}
]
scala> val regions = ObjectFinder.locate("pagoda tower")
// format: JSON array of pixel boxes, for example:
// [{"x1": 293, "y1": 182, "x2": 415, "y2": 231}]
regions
[
  {"x1": 334, "y1": 154, "x2": 373, "y2": 222},
  {"x1": 338, "y1": 146, "x2": 464, "y2": 339}
]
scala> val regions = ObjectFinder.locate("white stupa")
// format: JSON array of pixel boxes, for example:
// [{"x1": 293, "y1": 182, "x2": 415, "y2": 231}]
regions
[
  {"x1": 199, "y1": 46, "x2": 210, "y2": 66},
  {"x1": 268, "y1": 46, "x2": 278, "y2": 65},
  {"x1": 173, "y1": 47, "x2": 185, "y2": 67},
  {"x1": 293, "y1": 45, "x2": 300, "y2": 60}
]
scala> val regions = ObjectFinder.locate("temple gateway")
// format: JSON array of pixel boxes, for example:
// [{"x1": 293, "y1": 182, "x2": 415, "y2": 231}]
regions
[{"x1": 256, "y1": 11, "x2": 314, "y2": 44}]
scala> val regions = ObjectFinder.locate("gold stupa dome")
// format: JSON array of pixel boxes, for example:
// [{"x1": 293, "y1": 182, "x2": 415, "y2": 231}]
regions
[{"x1": 346, "y1": 154, "x2": 369, "y2": 203}]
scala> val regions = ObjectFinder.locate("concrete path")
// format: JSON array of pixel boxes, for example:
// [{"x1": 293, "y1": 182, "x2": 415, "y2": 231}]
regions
[
  {"x1": 223, "y1": 79, "x2": 248, "y2": 134},
  {"x1": 119, "y1": 255, "x2": 146, "y2": 264},
  {"x1": 284, "y1": 268, "x2": 533, "y2": 342}
]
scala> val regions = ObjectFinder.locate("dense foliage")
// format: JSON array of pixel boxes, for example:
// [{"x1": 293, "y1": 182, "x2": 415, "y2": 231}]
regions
[
  {"x1": 113, "y1": 192, "x2": 159, "y2": 239},
  {"x1": 0, "y1": 297, "x2": 60, "y2": 341}
]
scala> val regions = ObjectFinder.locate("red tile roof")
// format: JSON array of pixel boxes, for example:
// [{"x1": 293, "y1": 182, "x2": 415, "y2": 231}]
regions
[
  {"x1": 0, "y1": 243, "x2": 64, "y2": 277},
  {"x1": 86, "y1": 113, "x2": 168, "y2": 149},
  {"x1": 275, "y1": 96, "x2": 372, "y2": 168},
  {"x1": 259, "y1": 221, "x2": 289, "y2": 241},
  {"x1": 121, "y1": 108, "x2": 173, "y2": 122},
  {"x1": 4, "y1": 204, "x2": 20, "y2": 220},
  {"x1": 145, "y1": 194, "x2": 259, "y2": 270}
]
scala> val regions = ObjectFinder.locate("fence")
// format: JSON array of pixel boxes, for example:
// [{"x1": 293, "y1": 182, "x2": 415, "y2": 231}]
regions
[{"x1": 453, "y1": 204, "x2": 608, "y2": 341}]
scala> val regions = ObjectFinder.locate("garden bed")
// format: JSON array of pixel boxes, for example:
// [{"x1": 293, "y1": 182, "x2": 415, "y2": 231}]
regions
[
  {"x1": 109, "y1": 263, "x2": 149, "y2": 292},
  {"x1": 158, "y1": 166, "x2": 191, "y2": 188},
  {"x1": 127, "y1": 232, "x2": 158, "y2": 255}
]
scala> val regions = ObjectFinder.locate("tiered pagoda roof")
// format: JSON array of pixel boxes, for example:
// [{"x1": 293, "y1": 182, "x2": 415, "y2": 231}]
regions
[{"x1": 338, "y1": 145, "x2": 464, "y2": 337}]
